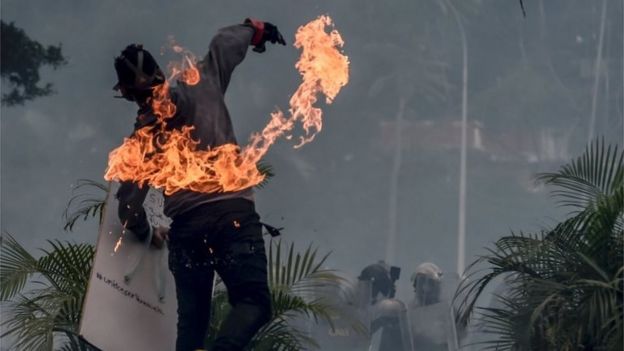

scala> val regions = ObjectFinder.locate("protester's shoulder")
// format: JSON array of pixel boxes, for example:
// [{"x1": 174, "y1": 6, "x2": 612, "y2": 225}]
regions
[
  {"x1": 170, "y1": 84, "x2": 193, "y2": 106},
  {"x1": 168, "y1": 84, "x2": 196, "y2": 123},
  {"x1": 169, "y1": 84, "x2": 184, "y2": 102},
  {"x1": 133, "y1": 110, "x2": 158, "y2": 132}
]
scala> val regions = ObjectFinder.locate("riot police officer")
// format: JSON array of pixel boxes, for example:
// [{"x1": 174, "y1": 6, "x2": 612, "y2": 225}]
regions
[
  {"x1": 359, "y1": 261, "x2": 412, "y2": 351},
  {"x1": 408, "y1": 262, "x2": 460, "y2": 351}
]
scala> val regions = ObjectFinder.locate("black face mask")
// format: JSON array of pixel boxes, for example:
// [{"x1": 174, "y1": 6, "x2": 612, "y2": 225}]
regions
[
  {"x1": 113, "y1": 84, "x2": 135, "y2": 101},
  {"x1": 114, "y1": 85, "x2": 153, "y2": 103}
]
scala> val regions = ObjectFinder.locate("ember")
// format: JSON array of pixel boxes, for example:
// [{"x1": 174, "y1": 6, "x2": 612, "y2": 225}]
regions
[{"x1": 113, "y1": 220, "x2": 128, "y2": 253}]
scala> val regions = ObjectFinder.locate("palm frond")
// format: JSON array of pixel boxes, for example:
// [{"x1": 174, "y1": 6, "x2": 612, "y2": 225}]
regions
[
  {"x1": 456, "y1": 139, "x2": 623, "y2": 350},
  {"x1": 36, "y1": 240, "x2": 94, "y2": 294},
  {"x1": 0, "y1": 235, "x2": 95, "y2": 350},
  {"x1": 537, "y1": 139, "x2": 623, "y2": 211},
  {"x1": 63, "y1": 179, "x2": 108, "y2": 231},
  {"x1": 2, "y1": 293, "x2": 57, "y2": 351},
  {"x1": 207, "y1": 240, "x2": 357, "y2": 350},
  {"x1": 255, "y1": 161, "x2": 275, "y2": 189},
  {"x1": 0, "y1": 232, "x2": 39, "y2": 300},
  {"x1": 250, "y1": 240, "x2": 348, "y2": 349}
]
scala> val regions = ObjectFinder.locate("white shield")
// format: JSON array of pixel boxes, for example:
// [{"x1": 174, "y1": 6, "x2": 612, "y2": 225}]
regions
[{"x1": 79, "y1": 182, "x2": 177, "y2": 350}]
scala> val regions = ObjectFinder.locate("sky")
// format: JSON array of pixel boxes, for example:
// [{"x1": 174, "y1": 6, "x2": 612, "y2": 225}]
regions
[{"x1": 1, "y1": 0, "x2": 623, "y2": 304}]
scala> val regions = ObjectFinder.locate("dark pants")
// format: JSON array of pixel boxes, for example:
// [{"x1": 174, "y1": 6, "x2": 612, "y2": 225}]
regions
[{"x1": 168, "y1": 199, "x2": 272, "y2": 351}]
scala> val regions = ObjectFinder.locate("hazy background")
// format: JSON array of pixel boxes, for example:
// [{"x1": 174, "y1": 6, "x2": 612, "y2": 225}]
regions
[{"x1": 2, "y1": 0, "x2": 622, "y2": 303}]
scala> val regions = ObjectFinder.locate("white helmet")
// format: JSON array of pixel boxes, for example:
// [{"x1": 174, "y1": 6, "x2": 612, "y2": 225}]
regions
[
  {"x1": 412, "y1": 262, "x2": 442, "y2": 282},
  {"x1": 412, "y1": 262, "x2": 443, "y2": 306}
]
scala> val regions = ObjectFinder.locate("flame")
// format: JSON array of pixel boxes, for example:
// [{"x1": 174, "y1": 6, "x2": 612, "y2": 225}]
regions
[
  {"x1": 167, "y1": 39, "x2": 200, "y2": 86},
  {"x1": 242, "y1": 15, "x2": 349, "y2": 162},
  {"x1": 105, "y1": 16, "x2": 349, "y2": 195}
]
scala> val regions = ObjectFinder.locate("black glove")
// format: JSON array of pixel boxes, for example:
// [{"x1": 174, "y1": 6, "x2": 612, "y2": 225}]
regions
[{"x1": 245, "y1": 19, "x2": 286, "y2": 53}]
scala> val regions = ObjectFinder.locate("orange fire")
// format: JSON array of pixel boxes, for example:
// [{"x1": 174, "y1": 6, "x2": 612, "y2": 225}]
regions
[
  {"x1": 105, "y1": 16, "x2": 349, "y2": 195},
  {"x1": 168, "y1": 39, "x2": 200, "y2": 86}
]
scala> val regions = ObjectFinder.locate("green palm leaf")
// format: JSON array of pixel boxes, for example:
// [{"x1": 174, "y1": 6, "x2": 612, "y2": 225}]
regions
[
  {"x1": 207, "y1": 240, "x2": 361, "y2": 350},
  {"x1": 255, "y1": 161, "x2": 275, "y2": 189},
  {"x1": 249, "y1": 242, "x2": 335, "y2": 350},
  {"x1": 537, "y1": 139, "x2": 623, "y2": 211},
  {"x1": 0, "y1": 233, "x2": 39, "y2": 300},
  {"x1": 456, "y1": 139, "x2": 623, "y2": 350},
  {"x1": 63, "y1": 179, "x2": 108, "y2": 232},
  {"x1": 0, "y1": 234, "x2": 95, "y2": 350}
]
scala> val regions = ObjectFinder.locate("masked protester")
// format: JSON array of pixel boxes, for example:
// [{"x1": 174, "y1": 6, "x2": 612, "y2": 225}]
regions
[{"x1": 113, "y1": 19, "x2": 286, "y2": 351}]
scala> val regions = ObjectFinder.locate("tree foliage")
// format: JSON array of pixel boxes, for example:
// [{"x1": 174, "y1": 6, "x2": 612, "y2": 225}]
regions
[
  {"x1": 1, "y1": 21, "x2": 67, "y2": 106},
  {"x1": 455, "y1": 139, "x2": 623, "y2": 350},
  {"x1": 0, "y1": 234, "x2": 96, "y2": 350},
  {"x1": 63, "y1": 179, "x2": 108, "y2": 232}
]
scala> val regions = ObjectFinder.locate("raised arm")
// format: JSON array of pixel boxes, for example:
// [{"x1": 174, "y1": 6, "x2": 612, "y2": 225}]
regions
[
  {"x1": 202, "y1": 19, "x2": 286, "y2": 94},
  {"x1": 202, "y1": 23, "x2": 253, "y2": 94}
]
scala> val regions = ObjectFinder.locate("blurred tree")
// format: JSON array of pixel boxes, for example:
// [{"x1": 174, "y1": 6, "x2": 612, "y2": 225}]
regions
[{"x1": 1, "y1": 20, "x2": 67, "y2": 106}]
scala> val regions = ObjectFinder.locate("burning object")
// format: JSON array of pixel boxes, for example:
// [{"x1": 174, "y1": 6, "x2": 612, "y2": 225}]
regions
[{"x1": 105, "y1": 16, "x2": 349, "y2": 195}]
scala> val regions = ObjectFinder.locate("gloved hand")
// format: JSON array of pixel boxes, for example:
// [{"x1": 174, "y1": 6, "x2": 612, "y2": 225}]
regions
[
  {"x1": 245, "y1": 18, "x2": 286, "y2": 53},
  {"x1": 150, "y1": 225, "x2": 169, "y2": 249}
]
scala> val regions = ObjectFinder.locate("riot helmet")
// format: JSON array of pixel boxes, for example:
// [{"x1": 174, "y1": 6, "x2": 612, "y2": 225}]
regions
[
  {"x1": 412, "y1": 262, "x2": 442, "y2": 306},
  {"x1": 358, "y1": 261, "x2": 400, "y2": 301}
]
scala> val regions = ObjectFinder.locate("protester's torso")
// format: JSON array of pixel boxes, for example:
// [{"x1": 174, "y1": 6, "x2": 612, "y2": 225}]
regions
[{"x1": 133, "y1": 77, "x2": 254, "y2": 219}]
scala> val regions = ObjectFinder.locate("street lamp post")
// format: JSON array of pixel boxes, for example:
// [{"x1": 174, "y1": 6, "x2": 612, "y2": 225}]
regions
[{"x1": 445, "y1": 0, "x2": 469, "y2": 276}]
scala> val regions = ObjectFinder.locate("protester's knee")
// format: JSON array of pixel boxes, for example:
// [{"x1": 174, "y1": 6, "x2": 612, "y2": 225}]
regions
[
  {"x1": 242, "y1": 300, "x2": 272, "y2": 329},
  {"x1": 255, "y1": 298, "x2": 272, "y2": 325},
  {"x1": 243, "y1": 293, "x2": 271, "y2": 320},
  {"x1": 231, "y1": 284, "x2": 272, "y2": 325}
]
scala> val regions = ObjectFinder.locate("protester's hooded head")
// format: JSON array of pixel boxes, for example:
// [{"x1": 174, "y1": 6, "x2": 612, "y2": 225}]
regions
[{"x1": 114, "y1": 44, "x2": 165, "y2": 104}]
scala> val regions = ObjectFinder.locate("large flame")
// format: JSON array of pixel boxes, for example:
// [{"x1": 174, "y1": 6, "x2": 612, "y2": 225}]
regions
[{"x1": 105, "y1": 16, "x2": 349, "y2": 195}]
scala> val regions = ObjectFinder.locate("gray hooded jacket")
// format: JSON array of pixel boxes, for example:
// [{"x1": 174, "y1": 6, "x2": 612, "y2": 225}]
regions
[{"x1": 116, "y1": 23, "x2": 257, "y2": 240}]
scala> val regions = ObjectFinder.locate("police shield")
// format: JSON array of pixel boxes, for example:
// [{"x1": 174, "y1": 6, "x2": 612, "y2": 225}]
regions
[
  {"x1": 369, "y1": 298, "x2": 414, "y2": 351},
  {"x1": 406, "y1": 301, "x2": 459, "y2": 351},
  {"x1": 307, "y1": 308, "x2": 370, "y2": 351},
  {"x1": 406, "y1": 270, "x2": 461, "y2": 351}
]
